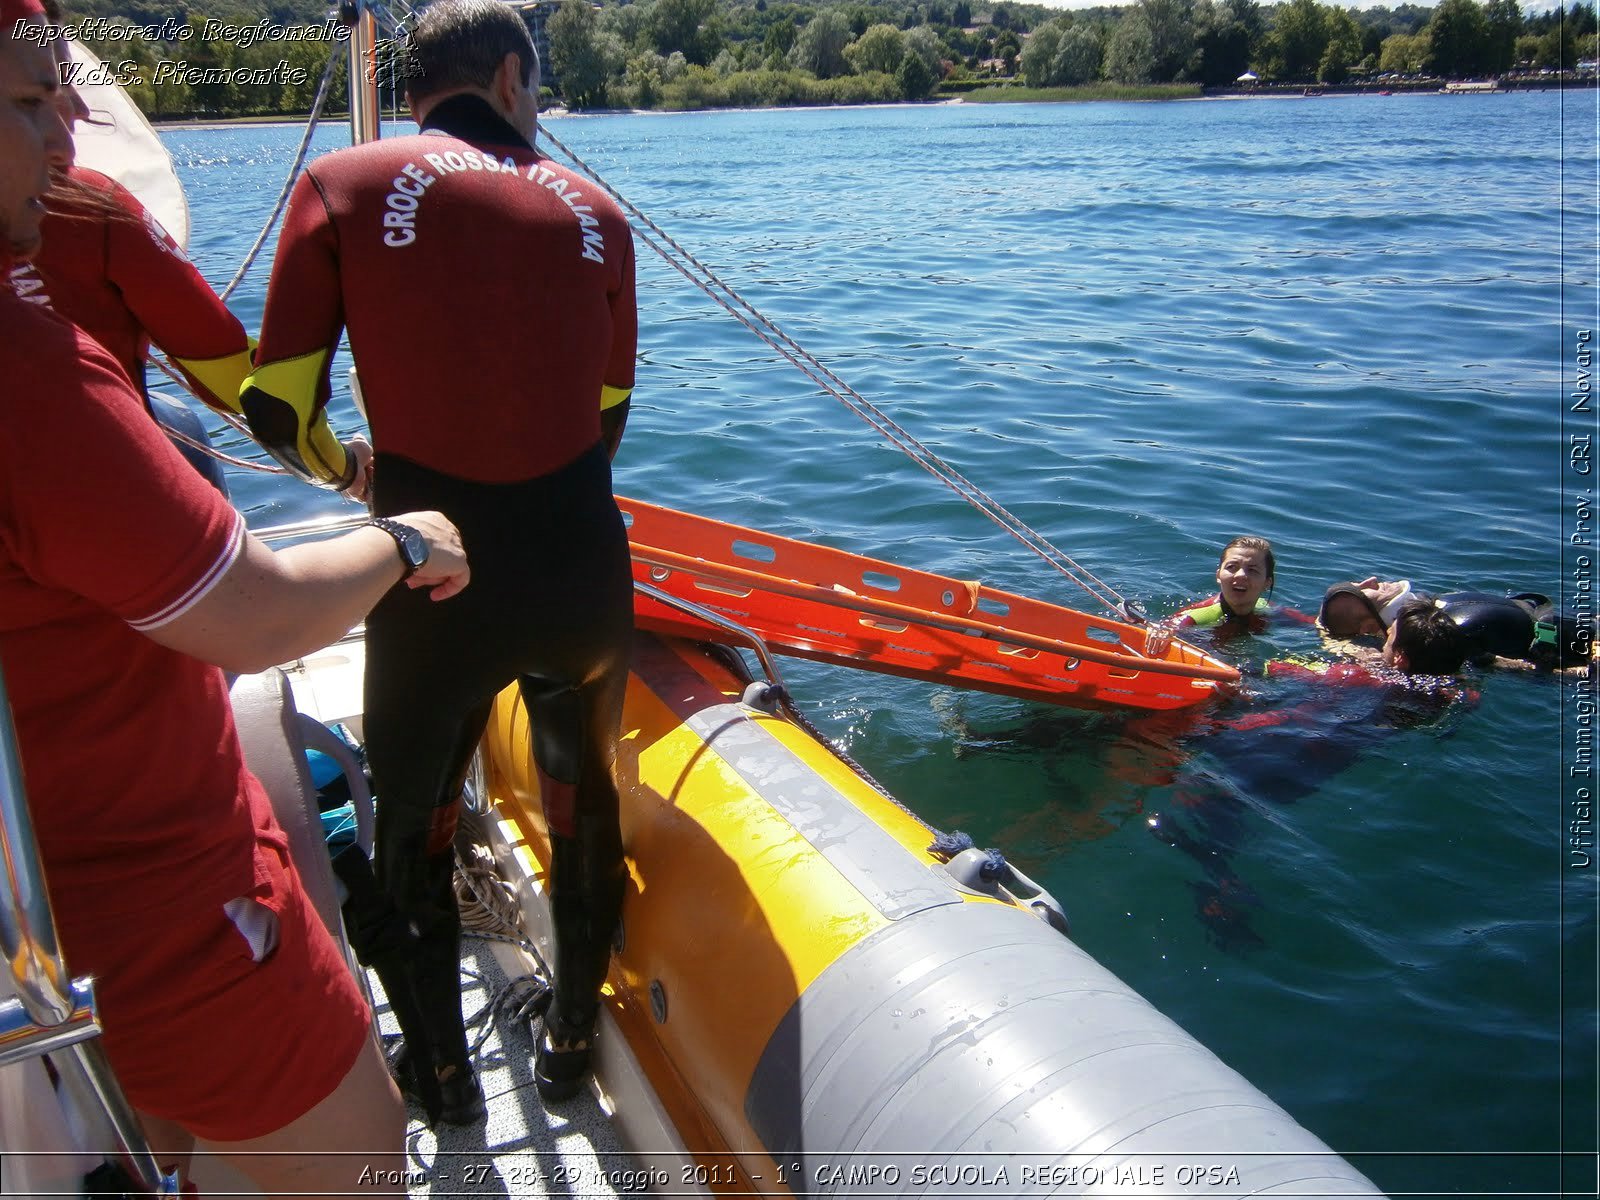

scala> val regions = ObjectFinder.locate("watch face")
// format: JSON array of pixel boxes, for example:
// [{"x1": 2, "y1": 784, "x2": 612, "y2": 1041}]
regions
[
  {"x1": 398, "y1": 525, "x2": 427, "y2": 569},
  {"x1": 375, "y1": 518, "x2": 428, "y2": 575}
]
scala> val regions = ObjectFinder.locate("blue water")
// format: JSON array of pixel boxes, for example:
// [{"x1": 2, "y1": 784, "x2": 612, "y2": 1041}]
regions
[{"x1": 163, "y1": 92, "x2": 1597, "y2": 1197}]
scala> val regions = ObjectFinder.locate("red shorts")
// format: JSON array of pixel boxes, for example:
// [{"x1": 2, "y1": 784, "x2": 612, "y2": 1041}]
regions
[{"x1": 79, "y1": 839, "x2": 371, "y2": 1142}]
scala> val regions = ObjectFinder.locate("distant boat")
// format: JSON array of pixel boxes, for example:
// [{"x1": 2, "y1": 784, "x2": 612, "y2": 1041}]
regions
[{"x1": 1442, "y1": 80, "x2": 1501, "y2": 93}]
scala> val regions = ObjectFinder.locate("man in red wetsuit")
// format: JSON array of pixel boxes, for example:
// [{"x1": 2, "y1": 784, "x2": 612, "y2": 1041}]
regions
[
  {"x1": 244, "y1": 0, "x2": 638, "y2": 1119},
  {"x1": 0, "y1": 9, "x2": 470, "y2": 1188}
]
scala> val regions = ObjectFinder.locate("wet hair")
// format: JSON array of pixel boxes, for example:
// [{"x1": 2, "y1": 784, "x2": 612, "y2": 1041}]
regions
[
  {"x1": 1391, "y1": 602, "x2": 1470, "y2": 676},
  {"x1": 1219, "y1": 535, "x2": 1275, "y2": 595},
  {"x1": 404, "y1": 0, "x2": 539, "y2": 106}
]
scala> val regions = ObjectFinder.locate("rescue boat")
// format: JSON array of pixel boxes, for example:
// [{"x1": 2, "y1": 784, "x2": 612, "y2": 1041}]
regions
[
  {"x1": 0, "y1": 18, "x2": 1386, "y2": 1199},
  {"x1": 274, "y1": 574, "x2": 1384, "y2": 1198}
]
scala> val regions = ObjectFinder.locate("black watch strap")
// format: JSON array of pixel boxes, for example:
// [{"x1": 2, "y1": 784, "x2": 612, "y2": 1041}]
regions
[{"x1": 368, "y1": 517, "x2": 427, "y2": 578}]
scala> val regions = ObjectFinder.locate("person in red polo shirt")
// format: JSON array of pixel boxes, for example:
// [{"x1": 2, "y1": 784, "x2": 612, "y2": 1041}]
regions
[{"x1": 0, "y1": 11, "x2": 469, "y2": 1191}]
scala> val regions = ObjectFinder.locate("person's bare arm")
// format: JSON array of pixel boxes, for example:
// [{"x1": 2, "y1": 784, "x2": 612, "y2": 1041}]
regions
[{"x1": 143, "y1": 511, "x2": 468, "y2": 674}]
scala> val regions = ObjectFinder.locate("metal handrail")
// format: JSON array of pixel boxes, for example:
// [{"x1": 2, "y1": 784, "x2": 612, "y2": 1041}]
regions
[
  {"x1": 0, "y1": 662, "x2": 72, "y2": 1027},
  {"x1": 634, "y1": 580, "x2": 789, "y2": 695},
  {"x1": 0, "y1": 662, "x2": 177, "y2": 1194}
]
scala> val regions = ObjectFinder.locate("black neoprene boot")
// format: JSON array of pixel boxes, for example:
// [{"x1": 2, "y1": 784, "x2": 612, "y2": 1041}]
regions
[{"x1": 534, "y1": 1006, "x2": 596, "y2": 1102}]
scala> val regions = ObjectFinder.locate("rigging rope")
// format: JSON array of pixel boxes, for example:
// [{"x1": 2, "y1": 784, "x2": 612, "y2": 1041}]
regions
[
  {"x1": 219, "y1": 42, "x2": 343, "y2": 303},
  {"x1": 536, "y1": 125, "x2": 1133, "y2": 617}
]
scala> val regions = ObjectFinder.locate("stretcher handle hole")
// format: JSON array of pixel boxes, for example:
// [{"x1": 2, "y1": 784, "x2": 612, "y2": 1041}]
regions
[{"x1": 861, "y1": 570, "x2": 902, "y2": 593}]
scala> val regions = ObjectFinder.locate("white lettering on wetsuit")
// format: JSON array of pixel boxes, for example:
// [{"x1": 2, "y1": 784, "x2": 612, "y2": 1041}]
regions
[
  {"x1": 380, "y1": 153, "x2": 606, "y2": 263},
  {"x1": 382, "y1": 161, "x2": 438, "y2": 247},
  {"x1": 524, "y1": 163, "x2": 607, "y2": 264}
]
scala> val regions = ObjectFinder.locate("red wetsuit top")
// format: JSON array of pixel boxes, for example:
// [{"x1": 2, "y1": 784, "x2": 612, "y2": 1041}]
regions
[
  {"x1": 245, "y1": 96, "x2": 637, "y2": 487},
  {"x1": 0, "y1": 282, "x2": 366, "y2": 1136},
  {"x1": 8, "y1": 166, "x2": 252, "y2": 415}
]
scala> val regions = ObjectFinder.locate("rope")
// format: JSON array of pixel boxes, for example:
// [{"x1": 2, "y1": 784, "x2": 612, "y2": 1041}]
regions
[
  {"x1": 451, "y1": 841, "x2": 556, "y2": 1059},
  {"x1": 146, "y1": 355, "x2": 286, "y2": 474},
  {"x1": 925, "y1": 828, "x2": 1008, "y2": 881},
  {"x1": 453, "y1": 841, "x2": 527, "y2": 941},
  {"x1": 219, "y1": 42, "x2": 343, "y2": 302},
  {"x1": 537, "y1": 125, "x2": 1133, "y2": 618}
]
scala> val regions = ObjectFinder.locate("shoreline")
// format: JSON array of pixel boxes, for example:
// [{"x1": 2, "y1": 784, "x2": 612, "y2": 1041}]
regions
[{"x1": 150, "y1": 75, "x2": 1590, "y2": 128}]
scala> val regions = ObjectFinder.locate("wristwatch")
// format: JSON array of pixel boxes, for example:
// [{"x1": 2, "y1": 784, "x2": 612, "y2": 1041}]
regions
[{"x1": 368, "y1": 517, "x2": 428, "y2": 578}]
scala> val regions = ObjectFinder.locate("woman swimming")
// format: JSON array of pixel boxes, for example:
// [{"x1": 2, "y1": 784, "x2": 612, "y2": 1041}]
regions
[{"x1": 1145, "y1": 536, "x2": 1282, "y2": 657}]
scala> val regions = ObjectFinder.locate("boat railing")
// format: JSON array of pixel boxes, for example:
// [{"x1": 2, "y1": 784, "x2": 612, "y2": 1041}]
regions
[
  {"x1": 0, "y1": 663, "x2": 179, "y2": 1195},
  {"x1": 634, "y1": 579, "x2": 789, "y2": 705}
]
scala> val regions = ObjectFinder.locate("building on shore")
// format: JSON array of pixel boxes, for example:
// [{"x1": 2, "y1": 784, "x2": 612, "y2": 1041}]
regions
[{"x1": 512, "y1": 1, "x2": 562, "y2": 93}]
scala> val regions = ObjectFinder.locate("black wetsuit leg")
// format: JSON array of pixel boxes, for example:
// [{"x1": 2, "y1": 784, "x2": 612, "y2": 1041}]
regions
[
  {"x1": 364, "y1": 444, "x2": 633, "y2": 1071},
  {"x1": 520, "y1": 670, "x2": 628, "y2": 1040}
]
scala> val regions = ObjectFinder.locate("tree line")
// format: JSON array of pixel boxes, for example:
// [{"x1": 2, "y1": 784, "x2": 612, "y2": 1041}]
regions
[{"x1": 59, "y1": 0, "x2": 1600, "y2": 118}]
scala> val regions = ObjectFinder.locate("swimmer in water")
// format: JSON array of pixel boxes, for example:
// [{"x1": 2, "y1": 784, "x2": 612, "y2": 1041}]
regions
[{"x1": 1146, "y1": 536, "x2": 1294, "y2": 657}]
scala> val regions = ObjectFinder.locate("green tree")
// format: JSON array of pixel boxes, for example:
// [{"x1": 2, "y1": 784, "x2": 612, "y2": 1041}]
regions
[
  {"x1": 604, "y1": 2, "x2": 651, "y2": 54},
  {"x1": 897, "y1": 44, "x2": 939, "y2": 94},
  {"x1": 1268, "y1": 0, "x2": 1329, "y2": 79},
  {"x1": 624, "y1": 52, "x2": 666, "y2": 105},
  {"x1": 1047, "y1": 23, "x2": 1099, "y2": 83},
  {"x1": 848, "y1": 22, "x2": 907, "y2": 72},
  {"x1": 647, "y1": 0, "x2": 720, "y2": 63},
  {"x1": 993, "y1": 28, "x2": 1022, "y2": 71},
  {"x1": 1484, "y1": 0, "x2": 1522, "y2": 72},
  {"x1": 904, "y1": 24, "x2": 945, "y2": 73},
  {"x1": 1427, "y1": 0, "x2": 1491, "y2": 76},
  {"x1": 1379, "y1": 30, "x2": 1429, "y2": 70},
  {"x1": 790, "y1": 10, "x2": 853, "y2": 77},
  {"x1": 549, "y1": 0, "x2": 620, "y2": 107},
  {"x1": 1019, "y1": 18, "x2": 1064, "y2": 84},
  {"x1": 1193, "y1": 0, "x2": 1258, "y2": 85},
  {"x1": 1106, "y1": 8, "x2": 1156, "y2": 80},
  {"x1": 1535, "y1": 20, "x2": 1576, "y2": 66},
  {"x1": 763, "y1": 19, "x2": 799, "y2": 59},
  {"x1": 1324, "y1": 7, "x2": 1362, "y2": 64},
  {"x1": 1141, "y1": 0, "x2": 1196, "y2": 79},
  {"x1": 1318, "y1": 34, "x2": 1350, "y2": 78}
]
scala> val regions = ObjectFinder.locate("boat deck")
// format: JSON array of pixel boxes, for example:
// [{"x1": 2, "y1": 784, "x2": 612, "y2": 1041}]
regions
[{"x1": 376, "y1": 941, "x2": 629, "y2": 1199}]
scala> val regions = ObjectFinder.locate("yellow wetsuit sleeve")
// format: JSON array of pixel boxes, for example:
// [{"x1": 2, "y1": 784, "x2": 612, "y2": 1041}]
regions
[
  {"x1": 174, "y1": 346, "x2": 253, "y2": 419},
  {"x1": 240, "y1": 171, "x2": 353, "y2": 489},
  {"x1": 241, "y1": 349, "x2": 351, "y2": 488}
]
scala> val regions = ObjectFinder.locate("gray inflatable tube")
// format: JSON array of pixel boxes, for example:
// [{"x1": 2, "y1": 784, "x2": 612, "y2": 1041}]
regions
[{"x1": 744, "y1": 899, "x2": 1383, "y2": 1198}]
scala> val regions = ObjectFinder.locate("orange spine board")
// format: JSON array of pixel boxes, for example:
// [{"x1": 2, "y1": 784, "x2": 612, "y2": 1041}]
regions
[{"x1": 617, "y1": 496, "x2": 1238, "y2": 712}]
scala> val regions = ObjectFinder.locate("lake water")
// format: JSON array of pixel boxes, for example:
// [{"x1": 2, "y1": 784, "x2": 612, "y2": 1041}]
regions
[{"x1": 162, "y1": 91, "x2": 1597, "y2": 1198}]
